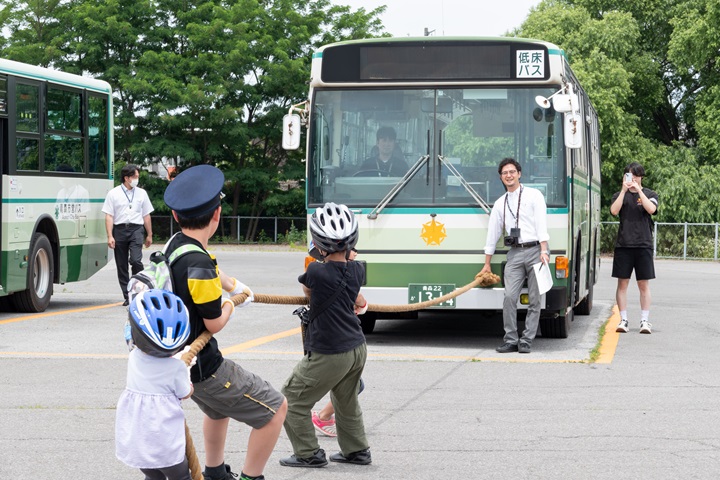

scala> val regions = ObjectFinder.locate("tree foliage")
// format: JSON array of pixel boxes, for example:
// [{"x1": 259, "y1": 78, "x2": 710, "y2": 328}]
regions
[
  {"x1": 518, "y1": 0, "x2": 720, "y2": 222},
  {"x1": 0, "y1": 0, "x2": 386, "y2": 235}
]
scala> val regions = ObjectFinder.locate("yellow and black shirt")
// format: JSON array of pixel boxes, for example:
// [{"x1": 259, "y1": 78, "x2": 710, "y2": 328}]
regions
[{"x1": 167, "y1": 233, "x2": 224, "y2": 382}]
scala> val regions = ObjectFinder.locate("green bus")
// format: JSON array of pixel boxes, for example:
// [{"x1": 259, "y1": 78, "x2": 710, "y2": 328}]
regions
[
  {"x1": 0, "y1": 58, "x2": 113, "y2": 312},
  {"x1": 283, "y1": 38, "x2": 601, "y2": 337}
]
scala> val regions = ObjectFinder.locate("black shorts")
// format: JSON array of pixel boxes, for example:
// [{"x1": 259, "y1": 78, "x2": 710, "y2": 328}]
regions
[{"x1": 612, "y1": 247, "x2": 655, "y2": 280}]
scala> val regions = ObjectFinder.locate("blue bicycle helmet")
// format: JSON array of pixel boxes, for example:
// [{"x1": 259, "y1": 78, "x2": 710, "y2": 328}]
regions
[{"x1": 129, "y1": 289, "x2": 191, "y2": 357}]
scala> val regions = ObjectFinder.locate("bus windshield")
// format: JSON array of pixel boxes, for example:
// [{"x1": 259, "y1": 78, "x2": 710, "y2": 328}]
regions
[{"x1": 307, "y1": 87, "x2": 567, "y2": 209}]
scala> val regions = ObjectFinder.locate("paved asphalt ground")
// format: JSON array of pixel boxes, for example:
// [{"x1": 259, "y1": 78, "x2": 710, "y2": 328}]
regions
[{"x1": 0, "y1": 247, "x2": 718, "y2": 479}]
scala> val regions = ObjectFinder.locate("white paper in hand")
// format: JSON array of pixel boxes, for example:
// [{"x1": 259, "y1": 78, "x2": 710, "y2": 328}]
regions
[{"x1": 532, "y1": 261, "x2": 553, "y2": 295}]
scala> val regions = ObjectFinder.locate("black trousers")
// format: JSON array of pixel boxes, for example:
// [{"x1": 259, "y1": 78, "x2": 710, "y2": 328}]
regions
[{"x1": 112, "y1": 224, "x2": 145, "y2": 300}]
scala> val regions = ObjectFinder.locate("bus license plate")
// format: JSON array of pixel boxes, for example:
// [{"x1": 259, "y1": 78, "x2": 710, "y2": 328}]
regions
[{"x1": 408, "y1": 283, "x2": 456, "y2": 308}]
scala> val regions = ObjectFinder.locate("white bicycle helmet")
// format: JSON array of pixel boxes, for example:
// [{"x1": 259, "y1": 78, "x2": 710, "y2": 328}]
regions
[
  {"x1": 129, "y1": 289, "x2": 191, "y2": 357},
  {"x1": 309, "y1": 202, "x2": 358, "y2": 254}
]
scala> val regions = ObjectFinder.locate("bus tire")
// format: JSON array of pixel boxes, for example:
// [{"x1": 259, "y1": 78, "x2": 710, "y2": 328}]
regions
[
  {"x1": 360, "y1": 312, "x2": 377, "y2": 334},
  {"x1": 574, "y1": 235, "x2": 596, "y2": 315},
  {"x1": 574, "y1": 273, "x2": 594, "y2": 315},
  {"x1": 12, "y1": 233, "x2": 54, "y2": 313}
]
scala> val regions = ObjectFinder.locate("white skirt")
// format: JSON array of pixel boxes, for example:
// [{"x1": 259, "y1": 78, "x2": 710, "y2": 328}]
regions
[{"x1": 115, "y1": 389, "x2": 187, "y2": 469}]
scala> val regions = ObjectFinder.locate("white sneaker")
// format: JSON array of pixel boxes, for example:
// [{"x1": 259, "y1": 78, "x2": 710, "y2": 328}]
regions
[
  {"x1": 616, "y1": 318, "x2": 629, "y2": 333},
  {"x1": 639, "y1": 320, "x2": 652, "y2": 334}
]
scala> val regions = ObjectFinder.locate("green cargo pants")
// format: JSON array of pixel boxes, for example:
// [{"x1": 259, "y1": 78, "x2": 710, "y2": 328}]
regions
[{"x1": 281, "y1": 343, "x2": 368, "y2": 458}]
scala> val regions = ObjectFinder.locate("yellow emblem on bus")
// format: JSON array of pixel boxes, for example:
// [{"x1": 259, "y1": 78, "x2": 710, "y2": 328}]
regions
[{"x1": 420, "y1": 218, "x2": 447, "y2": 246}]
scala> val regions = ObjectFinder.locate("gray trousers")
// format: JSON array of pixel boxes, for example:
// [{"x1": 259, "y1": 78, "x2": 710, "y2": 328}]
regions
[
  {"x1": 282, "y1": 343, "x2": 368, "y2": 458},
  {"x1": 503, "y1": 245, "x2": 542, "y2": 346}
]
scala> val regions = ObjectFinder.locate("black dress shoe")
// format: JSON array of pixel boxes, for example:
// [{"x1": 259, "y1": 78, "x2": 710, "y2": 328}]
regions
[
  {"x1": 518, "y1": 342, "x2": 531, "y2": 354},
  {"x1": 279, "y1": 448, "x2": 328, "y2": 468},
  {"x1": 122, "y1": 299, "x2": 129, "y2": 306},
  {"x1": 495, "y1": 342, "x2": 518, "y2": 353},
  {"x1": 330, "y1": 448, "x2": 372, "y2": 465}
]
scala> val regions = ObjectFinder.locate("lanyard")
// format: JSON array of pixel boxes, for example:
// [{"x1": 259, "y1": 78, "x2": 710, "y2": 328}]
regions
[
  {"x1": 122, "y1": 186, "x2": 136, "y2": 209},
  {"x1": 502, "y1": 185, "x2": 523, "y2": 229}
]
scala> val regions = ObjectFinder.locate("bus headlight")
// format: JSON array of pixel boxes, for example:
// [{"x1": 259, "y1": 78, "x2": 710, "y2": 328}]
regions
[{"x1": 555, "y1": 256, "x2": 569, "y2": 279}]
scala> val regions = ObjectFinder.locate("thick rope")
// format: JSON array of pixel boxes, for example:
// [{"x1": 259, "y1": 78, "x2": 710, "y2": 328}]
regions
[
  {"x1": 180, "y1": 331, "x2": 212, "y2": 480},
  {"x1": 176, "y1": 270, "x2": 499, "y2": 479},
  {"x1": 229, "y1": 270, "x2": 500, "y2": 312}
]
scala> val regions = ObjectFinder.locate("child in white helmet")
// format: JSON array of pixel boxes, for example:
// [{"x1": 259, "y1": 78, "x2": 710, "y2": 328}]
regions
[{"x1": 280, "y1": 202, "x2": 371, "y2": 468}]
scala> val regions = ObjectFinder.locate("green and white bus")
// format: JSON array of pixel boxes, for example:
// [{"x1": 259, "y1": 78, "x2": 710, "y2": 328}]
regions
[
  {"x1": 0, "y1": 59, "x2": 113, "y2": 312},
  {"x1": 283, "y1": 38, "x2": 601, "y2": 337}
]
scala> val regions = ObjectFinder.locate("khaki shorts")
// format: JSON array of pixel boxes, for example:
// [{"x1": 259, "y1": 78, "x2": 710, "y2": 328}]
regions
[{"x1": 191, "y1": 359, "x2": 284, "y2": 429}]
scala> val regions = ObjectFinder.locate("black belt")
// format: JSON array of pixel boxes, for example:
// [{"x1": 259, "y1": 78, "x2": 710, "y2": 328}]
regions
[
  {"x1": 114, "y1": 223, "x2": 142, "y2": 229},
  {"x1": 515, "y1": 241, "x2": 540, "y2": 249}
]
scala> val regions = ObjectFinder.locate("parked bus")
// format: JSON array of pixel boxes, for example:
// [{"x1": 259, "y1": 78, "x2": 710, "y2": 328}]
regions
[
  {"x1": 283, "y1": 38, "x2": 601, "y2": 337},
  {"x1": 0, "y1": 58, "x2": 113, "y2": 312}
]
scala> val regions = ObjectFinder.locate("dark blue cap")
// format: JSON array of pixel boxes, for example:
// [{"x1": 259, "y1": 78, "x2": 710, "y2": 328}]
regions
[{"x1": 164, "y1": 165, "x2": 225, "y2": 217}]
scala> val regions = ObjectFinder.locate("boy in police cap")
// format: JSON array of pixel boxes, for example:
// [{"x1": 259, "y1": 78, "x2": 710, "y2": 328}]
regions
[{"x1": 163, "y1": 165, "x2": 288, "y2": 480}]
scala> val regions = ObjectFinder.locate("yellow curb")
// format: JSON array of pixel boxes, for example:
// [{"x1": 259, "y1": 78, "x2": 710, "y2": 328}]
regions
[{"x1": 595, "y1": 305, "x2": 620, "y2": 364}]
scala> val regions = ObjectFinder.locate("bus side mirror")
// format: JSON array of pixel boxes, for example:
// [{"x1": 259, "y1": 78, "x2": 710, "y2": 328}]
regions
[
  {"x1": 564, "y1": 112, "x2": 582, "y2": 149},
  {"x1": 282, "y1": 114, "x2": 302, "y2": 150}
]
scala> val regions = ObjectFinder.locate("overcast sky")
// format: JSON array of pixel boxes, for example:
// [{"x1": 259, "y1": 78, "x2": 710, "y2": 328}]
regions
[{"x1": 333, "y1": 0, "x2": 542, "y2": 37}]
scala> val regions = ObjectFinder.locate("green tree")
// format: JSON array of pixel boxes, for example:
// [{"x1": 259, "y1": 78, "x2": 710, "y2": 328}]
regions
[
  {"x1": 55, "y1": 0, "x2": 385, "y2": 239},
  {"x1": 519, "y1": 0, "x2": 720, "y2": 222},
  {"x1": 0, "y1": 0, "x2": 66, "y2": 66},
  {"x1": 668, "y1": 0, "x2": 720, "y2": 163}
]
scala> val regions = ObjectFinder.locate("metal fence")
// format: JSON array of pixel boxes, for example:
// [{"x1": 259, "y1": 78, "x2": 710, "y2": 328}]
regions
[
  {"x1": 150, "y1": 216, "x2": 719, "y2": 260},
  {"x1": 601, "y1": 221, "x2": 720, "y2": 261},
  {"x1": 150, "y1": 215, "x2": 307, "y2": 244}
]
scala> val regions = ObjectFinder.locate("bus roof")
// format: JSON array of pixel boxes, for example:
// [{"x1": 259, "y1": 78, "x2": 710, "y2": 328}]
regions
[
  {"x1": 0, "y1": 58, "x2": 112, "y2": 94},
  {"x1": 315, "y1": 36, "x2": 564, "y2": 56}
]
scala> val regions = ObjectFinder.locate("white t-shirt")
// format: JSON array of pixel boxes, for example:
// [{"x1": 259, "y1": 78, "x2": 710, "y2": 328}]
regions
[
  {"x1": 102, "y1": 184, "x2": 154, "y2": 225},
  {"x1": 115, "y1": 349, "x2": 191, "y2": 469}
]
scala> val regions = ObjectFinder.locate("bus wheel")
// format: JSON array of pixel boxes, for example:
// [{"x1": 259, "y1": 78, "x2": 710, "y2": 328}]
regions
[
  {"x1": 360, "y1": 312, "x2": 377, "y2": 334},
  {"x1": 574, "y1": 275, "x2": 594, "y2": 315},
  {"x1": 13, "y1": 233, "x2": 54, "y2": 313},
  {"x1": 575, "y1": 237, "x2": 596, "y2": 315}
]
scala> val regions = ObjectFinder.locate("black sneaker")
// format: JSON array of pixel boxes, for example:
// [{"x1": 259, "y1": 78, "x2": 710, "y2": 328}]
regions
[
  {"x1": 330, "y1": 448, "x2": 372, "y2": 465},
  {"x1": 518, "y1": 342, "x2": 531, "y2": 354},
  {"x1": 122, "y1": 299, "x2": 129, "y2": 306},
  {"x1": 203, "y1": 464, "x2": 238, "y2": 480},
  {"x1": 495, "y1": 342, "x2": 518, "y2": 353},
  {"x1": 279, "y1": 448, "x2": 328, "y2": 468}
]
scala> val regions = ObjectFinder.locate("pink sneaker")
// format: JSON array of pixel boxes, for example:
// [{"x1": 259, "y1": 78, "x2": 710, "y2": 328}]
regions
[{"x1": 312, "y1": 410, "x2": 337, "y2": 437}]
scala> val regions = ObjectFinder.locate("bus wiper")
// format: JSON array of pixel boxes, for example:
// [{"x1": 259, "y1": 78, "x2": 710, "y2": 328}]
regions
[
  {"x1": 367, "y1": 155, "x2": 430, "y2": 220},
  {"x1": 437, "y1": 155, "x2": 491, "y2": 213}
]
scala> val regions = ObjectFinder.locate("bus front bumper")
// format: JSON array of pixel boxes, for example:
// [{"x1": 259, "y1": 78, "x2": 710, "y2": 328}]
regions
[{"x1": 361, "y1": 285, "x2": 568, "y2": 311}]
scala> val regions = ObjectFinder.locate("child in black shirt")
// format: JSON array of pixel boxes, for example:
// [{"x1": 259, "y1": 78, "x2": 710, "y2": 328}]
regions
[{"x1": 280, "y1": 203, "x2": 371, "y2": 468}]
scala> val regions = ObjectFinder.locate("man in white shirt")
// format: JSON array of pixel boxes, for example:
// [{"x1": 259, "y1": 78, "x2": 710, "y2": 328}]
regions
[
  {"x1": 480, "y1": 158, "x2": 549, "y2": 354},
  {"x1": 102, "y1": 164, "x2": 154, "y2": 305}
]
